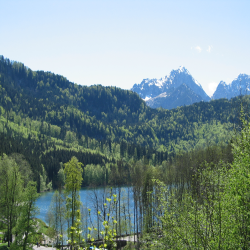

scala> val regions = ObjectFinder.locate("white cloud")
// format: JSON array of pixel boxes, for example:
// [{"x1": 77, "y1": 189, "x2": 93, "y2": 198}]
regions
[
  {"x1": 195, "y1": 46, "x2": 202, "y2": 53},
  {"x1": 207, "y1": 45, "x2": 213, "y2": 53}
]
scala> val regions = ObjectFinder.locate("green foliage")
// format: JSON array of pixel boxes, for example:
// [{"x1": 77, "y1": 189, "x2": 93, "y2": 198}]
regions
[
  {"x1": 57, "y1": 163, "x2": 65, "y2": 190},
  {"x1": 64, "y1": 156, "x2": 83, "y2": 194},
  {"x1": 46, "y1": 190, "x2": 66, "y2": 246},
  {"x1": 139, "y1": 111, "x2": 250, "y2": 249},
  {"x1": 0, "y1": 153, "x2": 41, "y2": 249},
  {"x1": 11, "y1": 182, "x2": 39, "y2": 250},
  {"x1": 140, "y1": 164, "x2": 228, "y2": 249},
  {"x1": 0, "y1": 154, "x2": 23, "y2": 247},
  {"x1": 224, "y1": 109, "x2": 250, "y2": 248},
  {"x1": 87, "y1": 193, "x2": 118, "y2": 250},
  {"x1": 46, "y1": 227, "x2": 56, "y2": 240},
  {"x1": 0, "y1": 244, "x2": 8, "y2": 250},
  {"x1": 5, "y1": 55, "x2": 250, "y2": 249},
  {"x1": 64, "y1": 157, "x2": 83, "y2": 248},
  {"x1": 40, "y1": 165, "x2": 52, "y2": 192},
  {"x1": 0, "y1": 55, "x2": 244, "y2": 189}
]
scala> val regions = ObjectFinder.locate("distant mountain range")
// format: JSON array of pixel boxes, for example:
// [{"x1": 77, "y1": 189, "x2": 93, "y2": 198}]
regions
[
  {"x1": 131, "y1": 67, "x2": 250, "y2": 109},
  {"x1": 212, "y1": 74, "x2": 250, "y2": 100}
]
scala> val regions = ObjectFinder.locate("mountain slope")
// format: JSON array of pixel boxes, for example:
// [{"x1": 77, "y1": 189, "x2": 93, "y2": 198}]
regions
[
  {"x1": 0, "y1": 55, "x2": 246, "y2": 189},
  {"x1": 146, "y1": 83, "x2": 204, "y2": 109},
  {"x1": 0, "y1": 55, "x2": 240, "y2": 151},
  {"x1": 131, "y1": 66, "x2": 210, "y2": 109},
  {"x1": 212, "y1": 74, "x2": 250, "y2": 100}
]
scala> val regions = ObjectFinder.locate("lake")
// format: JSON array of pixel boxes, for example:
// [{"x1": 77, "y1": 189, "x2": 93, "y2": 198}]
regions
[{"x1": 36, "y1": 186, "x2": 135, "y2": 224}]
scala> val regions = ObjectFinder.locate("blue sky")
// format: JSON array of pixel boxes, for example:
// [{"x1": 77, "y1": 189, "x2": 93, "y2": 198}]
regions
[{"x1": 1, "y1": 0, "x2": 249, "y2": 96}]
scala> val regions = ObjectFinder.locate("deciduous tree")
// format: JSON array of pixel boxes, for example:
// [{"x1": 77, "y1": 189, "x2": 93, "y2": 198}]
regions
[{"x1": 64, "y1": 156, "x2": 83, "y2": 249}]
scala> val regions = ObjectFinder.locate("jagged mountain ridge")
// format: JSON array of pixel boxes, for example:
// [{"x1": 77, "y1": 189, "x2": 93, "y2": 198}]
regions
[
  {"x1": 146, "y1": 83, "x2": 203, "y2": 110},
  {"x1": 212, "y1": 74, "x2": 250, "y2": 100},
  {"x1": 131, "y1": 67, "x2": 210, "y2": 109}
]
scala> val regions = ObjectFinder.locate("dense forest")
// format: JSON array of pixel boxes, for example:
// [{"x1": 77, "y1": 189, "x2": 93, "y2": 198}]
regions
[
  {"x1": 1, "y1": 56, "x2": 250, "y2": 249},
  {"x1": 0, "y1": 56, "x2": 247, "y2": 190}
]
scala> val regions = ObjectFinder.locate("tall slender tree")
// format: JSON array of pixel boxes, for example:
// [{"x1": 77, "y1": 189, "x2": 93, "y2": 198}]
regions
[
  {"x1": 11, "y1": 181, "x2": 39, "y2": 250},
  {"x1": 46, "y1": 190, "x2": 66, "y2": 247},
  {"x1": 0, "y1": 154, "x2": 23, "y2": 247},
  {"x1": 64, "y1": 156, "x2": 83, "y2": 249}
]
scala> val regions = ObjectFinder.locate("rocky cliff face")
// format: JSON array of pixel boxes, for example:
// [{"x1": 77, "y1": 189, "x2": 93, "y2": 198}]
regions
[
  {"x1": 212, "y1": 74, "x2": 250, "y2": 100},
  {"x1": 146, "y1": 83, "x2": 204, "y2": 110},
  {"x1": 212, "y1": 81, "x2": 228, "y2": 100},
  {"x1": 132, "y1": 67, "x2": 250, "y2": 110},
  {"x1": 131, "y1": 66, "x2": 210, "y2": 109}
]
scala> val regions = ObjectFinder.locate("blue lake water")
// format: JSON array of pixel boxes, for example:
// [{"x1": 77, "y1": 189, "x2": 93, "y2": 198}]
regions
[
  {"x1": 36, "y1": 190, "x2": 55, "y2": 221},
  {"x1": 36, "y1": 186, "x2": 134, "y2": 223}
]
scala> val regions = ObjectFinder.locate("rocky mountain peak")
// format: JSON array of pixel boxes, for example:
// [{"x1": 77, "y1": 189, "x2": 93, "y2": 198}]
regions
[
  {"x1": 212, "y1": 74, "x2": 250, "y2": 100},
  {"x1": 131, "y1": 67, "x2": 210, "y2": 110}
]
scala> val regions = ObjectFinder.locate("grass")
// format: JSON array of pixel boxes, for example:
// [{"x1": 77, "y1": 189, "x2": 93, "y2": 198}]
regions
[
  {"x1": 36, "y1": 218, "x2": 49, "y2": 234},
  {"x1": 31, "y1": 218, "x2": 56, "y2": 244}
]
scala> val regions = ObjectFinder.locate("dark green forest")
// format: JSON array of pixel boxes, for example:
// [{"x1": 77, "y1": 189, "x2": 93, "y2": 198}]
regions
[{"x1": 0, "y1": 55, "x2": 247, "y2": 190}]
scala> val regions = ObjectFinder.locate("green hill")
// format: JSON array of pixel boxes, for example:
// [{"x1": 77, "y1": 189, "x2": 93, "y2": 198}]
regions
[{"x1": 0, "y1": 55, "x2": 246, "y2": 189}]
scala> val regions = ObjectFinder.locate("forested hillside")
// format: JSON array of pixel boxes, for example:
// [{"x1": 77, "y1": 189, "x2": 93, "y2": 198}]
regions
[{"x1": 0, "y1": 56, "x2": 247, "y2": 190}]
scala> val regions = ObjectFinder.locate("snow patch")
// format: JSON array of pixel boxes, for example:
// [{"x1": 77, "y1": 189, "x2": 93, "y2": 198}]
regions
[
  {"x1": 144, "y1": 96, "x2": 152, "y2": 101},
  {"x1": 194, "y1": 79, "x2": 202, "y2": 87},
  {"x1": 148, "y1": 79, "x2": 157, "y2": 87},
  {"x1": 155, "y1": 79, "x2": 164, "y2": 88}
]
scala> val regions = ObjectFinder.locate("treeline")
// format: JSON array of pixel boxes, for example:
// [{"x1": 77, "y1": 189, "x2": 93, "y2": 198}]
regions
[
  {"x1": 0, "y1": 110, "x2": 174, "y2": 189},
  {"x1": 137, "y1": 114, "x2": 250, "y2": 249},
  {"x1": 44, "y1": 136, "x2": 234, "y2": 249},
  {"x1": 0, "y1": 154, "x2": 39, "y2": 249},
  {"x1": 0, "y1": 55, "x2": 244, "y2": 149},
  {"x1": 0, "y1": 136, "x2": 236, "y2": 249},
  {"x1": 0, "y1": 104, "x2": 233, "y2": 191}
]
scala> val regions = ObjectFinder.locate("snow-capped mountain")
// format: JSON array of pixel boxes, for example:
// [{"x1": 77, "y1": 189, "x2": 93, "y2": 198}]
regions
[
  {"x1": 131, "y1": 67, "x2": 210, "y2": 109},
  {"x1": 146, "y1": 83, "x2": 204, "y2": 110},
  {"x1": 212, "y1": 74, "x2": 250, "y2": 100}
]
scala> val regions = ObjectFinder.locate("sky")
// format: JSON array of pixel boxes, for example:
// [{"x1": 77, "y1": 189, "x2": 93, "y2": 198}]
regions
[{"x1": 0, "y1": 0, "x2": 249, "y2": 97}]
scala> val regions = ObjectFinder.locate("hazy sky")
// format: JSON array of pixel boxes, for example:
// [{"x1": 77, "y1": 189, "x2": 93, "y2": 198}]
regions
[{"x1": 1, "y1": 0, "x2": 249, "y2": 96}]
